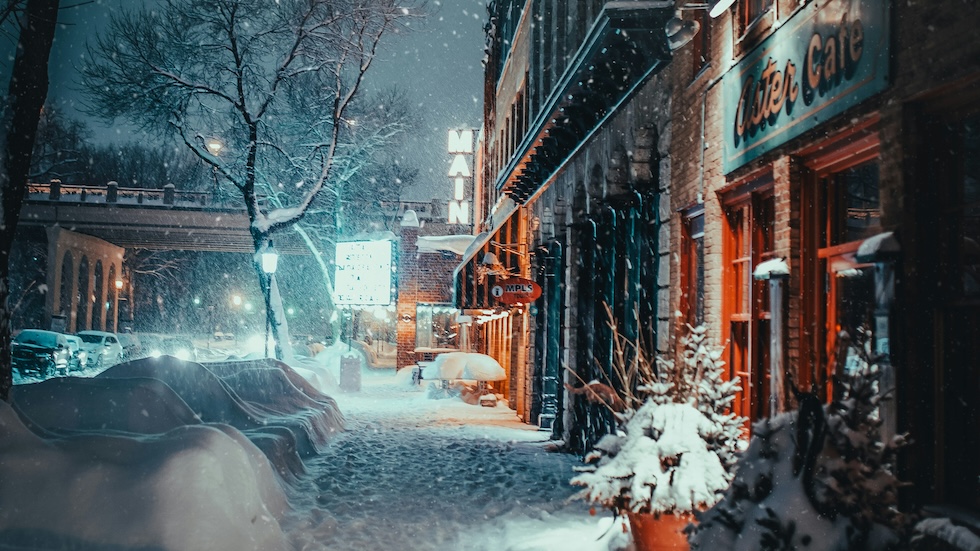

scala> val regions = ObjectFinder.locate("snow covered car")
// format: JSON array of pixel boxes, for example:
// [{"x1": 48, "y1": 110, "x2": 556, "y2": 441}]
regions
[
  {"x1": 64, "y1": 335, "x2": 88, "y2": 372},
  {"x1": 12, "y1": 329, "x2": 71, "y2": 377},
  {"x1": 76, "y1": 330, "x2": 125, "y2": 369}
]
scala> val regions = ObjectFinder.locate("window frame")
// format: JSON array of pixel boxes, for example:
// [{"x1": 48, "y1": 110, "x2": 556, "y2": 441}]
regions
[
  {"x1": 721, "y1": 174, "x2": 775, "y2": 424},
  {"x1": 800, "y1": 122, "x2": 881, "y2": 402}
]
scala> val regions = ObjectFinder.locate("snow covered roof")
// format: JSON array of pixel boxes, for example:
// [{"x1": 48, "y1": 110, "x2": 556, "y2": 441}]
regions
[{"x1": 417, "y1": 235, "x2": 477, "y2": 255}]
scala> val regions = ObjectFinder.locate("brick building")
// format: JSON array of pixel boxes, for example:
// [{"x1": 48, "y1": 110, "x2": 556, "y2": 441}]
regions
[
  {"x1": 395, "y1": 211, "x2": 468, "y2": 370},
  {"x1": 668, "y1": 0, "x2": 979, "y2": 515},
  {"x1": 457, "y1": 0, "x2": 978, "y2": 520},
  {"x1": 454, "y1": 0, "x2": 677, "y2": 451}
]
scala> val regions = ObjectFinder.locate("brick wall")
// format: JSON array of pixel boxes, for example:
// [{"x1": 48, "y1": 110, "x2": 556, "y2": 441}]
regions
[{"x1": 395, "y1": 223, "x2": 461, "y2": 369}]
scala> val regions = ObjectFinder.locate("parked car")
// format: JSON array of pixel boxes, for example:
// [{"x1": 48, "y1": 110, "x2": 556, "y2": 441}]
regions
[
  {"x1": 118, "y1": 333, "x2": 143, "y2": 360},
  {"x1": 64, "y1": 335, "x2": 87, "y2": 372},
  {"x1": 76, "y1": 330, "x2": 125, "y2": 369},
  {"x1": 12, "y1": 329, "x2": 70, "y2": 377}
]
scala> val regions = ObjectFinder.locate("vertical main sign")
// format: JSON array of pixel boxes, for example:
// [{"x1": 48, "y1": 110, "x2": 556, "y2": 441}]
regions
[{"x1": 447, "y1": 129, "x2": 473, "y2": 225}]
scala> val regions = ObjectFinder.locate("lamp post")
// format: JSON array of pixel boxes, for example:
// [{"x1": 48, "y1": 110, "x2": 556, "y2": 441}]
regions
[{"x1": 259, "y1": 241, "x2": 280, "y2": 358}]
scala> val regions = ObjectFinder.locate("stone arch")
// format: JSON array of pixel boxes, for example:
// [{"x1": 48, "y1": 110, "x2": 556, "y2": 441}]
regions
[
  {"x1": 77, "y1": 256, "x2": 90, "y2": 331},
  {"x1": 59, "y1": 251, "x2": 74, "y2": 330},
  {"x1": 93, "y1": 260, "x2": 105, "y2": 330},
  {"x1": 107, "y1": 264, "x2": 118, "y2": 332}
]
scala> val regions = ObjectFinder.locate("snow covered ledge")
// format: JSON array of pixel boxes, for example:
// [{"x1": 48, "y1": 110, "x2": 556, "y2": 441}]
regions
[{"x1": 752, "y1": 257, "x2": 790, "y2": 280}]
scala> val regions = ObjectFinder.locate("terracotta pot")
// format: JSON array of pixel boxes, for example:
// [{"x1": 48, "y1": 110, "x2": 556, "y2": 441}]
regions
[{"x1": 626, "y1": 512, "x2": 694, "y2": 551}]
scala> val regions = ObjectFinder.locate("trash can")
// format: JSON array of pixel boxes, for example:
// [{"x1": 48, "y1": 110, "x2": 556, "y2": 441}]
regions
[{"x1": 340, "y1": 356, "x2": 361, "y2": 392}]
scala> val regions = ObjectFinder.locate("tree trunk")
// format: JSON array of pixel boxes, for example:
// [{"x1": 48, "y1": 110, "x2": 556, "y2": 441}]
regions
[
  {"x1": 0, "y1": 0, "x2": 61, "y2": 401},
  {"x1": 254, "y1": 261, "x2": 293, "y2": 363},
  {"x1": 292, "y1": 225, "x2": 341, "y2": 344}
]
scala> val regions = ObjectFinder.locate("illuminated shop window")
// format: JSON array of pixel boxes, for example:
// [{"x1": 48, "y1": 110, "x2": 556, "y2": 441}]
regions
[{"x1": 415, "y1": 303, "x2": 460, "y2": 349}]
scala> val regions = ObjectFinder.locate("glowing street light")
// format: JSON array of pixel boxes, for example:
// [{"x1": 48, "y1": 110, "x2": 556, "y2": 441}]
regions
[{"x1": 205, "y1": 138, "x2": 223, "y2": 155}]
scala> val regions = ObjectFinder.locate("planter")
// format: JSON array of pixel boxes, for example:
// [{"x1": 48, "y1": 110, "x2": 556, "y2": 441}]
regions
[{"x1": 627, "y1": 512, "x2": 694, "y2": 551}]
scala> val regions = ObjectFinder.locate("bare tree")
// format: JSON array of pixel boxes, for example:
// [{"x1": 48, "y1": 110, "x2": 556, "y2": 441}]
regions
[
  {"x1": 0, "y1": 0, "x2": 61, "y2": 400},
  {"x1": 79, "y1": 0, "x2": 420, "y2": 359}
]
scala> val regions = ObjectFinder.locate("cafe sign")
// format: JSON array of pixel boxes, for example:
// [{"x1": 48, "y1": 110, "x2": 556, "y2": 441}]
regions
[{"x1": 721, "y1": 0, "x2": 889, "y2": 174}]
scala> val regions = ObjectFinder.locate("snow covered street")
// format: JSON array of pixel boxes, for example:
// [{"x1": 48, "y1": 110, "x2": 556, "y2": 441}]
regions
[{"x1": 282, "y1": 371, "x2": 626, "y2": 551}]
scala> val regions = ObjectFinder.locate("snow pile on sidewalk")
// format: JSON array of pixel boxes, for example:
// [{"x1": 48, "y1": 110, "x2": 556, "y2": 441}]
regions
[
  {"x1": 421, "y1": 351, "x2": 506, "y2": 381},
  {"x1": 1, "y1": 355, "x2": 344, "y2": 550},
  {"x1": 0, "y1": 400, "x2": 290, "y2": 551}
]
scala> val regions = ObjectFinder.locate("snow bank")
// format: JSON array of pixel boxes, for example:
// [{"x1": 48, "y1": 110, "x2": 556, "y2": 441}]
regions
[
  {"x1": 97, "y1": 356, "x2": 266, "y2": 428},
  {"x1": 11, "y1": 376, "x2": 201, "y2": 435},
  {"x1": 0, "y1": 401, "x2": 289, "y2": 551},
  {"x1": 422, "y1": 352, "x2": 506, "y2": 381}
]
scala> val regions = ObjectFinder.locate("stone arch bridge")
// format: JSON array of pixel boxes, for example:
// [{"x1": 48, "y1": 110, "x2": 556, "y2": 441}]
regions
[{"x1": 18, "y1": 181, "x2": 310, "y2": 333}]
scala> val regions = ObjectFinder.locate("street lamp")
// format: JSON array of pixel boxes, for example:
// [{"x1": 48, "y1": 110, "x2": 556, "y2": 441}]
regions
[
  {"x1": 259, "y1": 241, "x2": 279, "y2": 358},
  {"x1": 205, "y1": 138, "x2": 223, "y2": 155}
]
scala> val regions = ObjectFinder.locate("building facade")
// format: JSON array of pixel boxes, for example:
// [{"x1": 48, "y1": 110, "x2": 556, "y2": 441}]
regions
[
  {"x1": 455, "y1": 0, "x2": 677, "y2": 451},
  {"x1": 668, "y1": 0, "x2": 979, "y2": 515},
  {"x1": 460, "y1": 0, "x2": 978, "y2": 520}
]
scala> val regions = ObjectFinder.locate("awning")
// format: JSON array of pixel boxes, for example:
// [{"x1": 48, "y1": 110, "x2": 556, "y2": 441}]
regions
[{"x1": 496, "y1": 1, "x2": 674, "y2": 203}]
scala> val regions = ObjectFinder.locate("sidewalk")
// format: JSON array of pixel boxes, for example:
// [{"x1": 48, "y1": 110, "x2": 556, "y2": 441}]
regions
[{"x1": 282, "y1": 371, "x2": 628, "y2": 551}]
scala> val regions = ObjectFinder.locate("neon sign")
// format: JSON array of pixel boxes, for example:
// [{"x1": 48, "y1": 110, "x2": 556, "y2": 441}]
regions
[{"x1": 447, "y1": 129, "x2": 473, "y2": 225}]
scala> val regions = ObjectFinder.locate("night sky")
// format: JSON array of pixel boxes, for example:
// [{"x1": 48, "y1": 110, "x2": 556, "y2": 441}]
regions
[{"x1": 6, "y1": 0, "x2": 487, "y2": 201}]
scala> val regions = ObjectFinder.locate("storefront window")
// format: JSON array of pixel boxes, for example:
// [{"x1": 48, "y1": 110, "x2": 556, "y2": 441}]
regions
[
  {"x1": 682, "y1": 208, "x2": 705, "y2": 327},
  {"x1": 811, "y1": 160, "x2": 881, "y2": 398},
  {"x1": 415, "y1": 303, "x2": 460, "y2": 349}
]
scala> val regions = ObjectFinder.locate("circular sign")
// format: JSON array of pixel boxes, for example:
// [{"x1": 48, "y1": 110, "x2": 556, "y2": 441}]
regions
[{"x1": 494, "y1": 277, "x2": 543, "y2": 305}]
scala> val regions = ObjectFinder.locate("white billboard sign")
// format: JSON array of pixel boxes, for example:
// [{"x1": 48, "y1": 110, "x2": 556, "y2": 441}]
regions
[{"x1": 334, "y1": 240, "x2": 393, "y2": 305}]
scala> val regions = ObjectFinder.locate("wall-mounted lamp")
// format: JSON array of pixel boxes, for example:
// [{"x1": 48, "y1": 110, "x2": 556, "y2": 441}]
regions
[
  {"x1": 481, "y1": 252, "x2": 500, "y2": 266},
  {"x1": 666, "y1": 0, "x2": 735, "y2": 50}
]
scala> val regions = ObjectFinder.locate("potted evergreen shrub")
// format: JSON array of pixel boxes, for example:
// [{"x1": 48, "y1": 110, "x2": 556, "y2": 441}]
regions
[{"x1": 570, "y1": 324, "x2": 745, "y2": 551}]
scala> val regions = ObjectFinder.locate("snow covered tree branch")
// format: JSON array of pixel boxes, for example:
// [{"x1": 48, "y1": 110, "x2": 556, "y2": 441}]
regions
[{"x1": 79, "y1": 0, "x2": 421, "y2": 358}]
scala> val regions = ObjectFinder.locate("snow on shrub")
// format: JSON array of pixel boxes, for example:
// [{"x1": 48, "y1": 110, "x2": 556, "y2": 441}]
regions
[
  {"x1": 690, "y1": 331, "x2": 910, "y2": 550},
  {"x1": 571, "y1": 324, "x2": 745, "y2": 516}
]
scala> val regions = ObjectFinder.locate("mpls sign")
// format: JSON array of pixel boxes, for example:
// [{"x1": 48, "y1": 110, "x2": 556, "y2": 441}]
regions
[
  {"x1": 721, "y1": 0, "x2": 889, "y2": 174},
  {"x1": 490, "y1": 277, "x2": 542, "y2": 305},
  {"x1": 447, "y1": 129, "x2": 473, "y2": 225}
]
